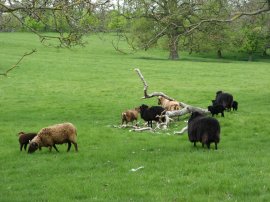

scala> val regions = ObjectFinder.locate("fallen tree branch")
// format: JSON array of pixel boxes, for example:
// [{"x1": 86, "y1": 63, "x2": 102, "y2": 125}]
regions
[
  {"x1": 134, "y1": 68, "x2": 176, "y2": 100},
  {"x1": 129, "y1": 127, "x2": 153, "y2": 132},
  {"x1": 174, "y1": 126, "x2": 188, "y2": 135},
  {"x1": 113, "y1": 124, "x2": 139, "y2": 129},
  {"x1": 113, "y1": 124, "x2": 154, "y2": 132},
  {"x1": 134, "y1": 68, "x2": 210, "y2": 119},
  {"x1": 0, "y1": 49, "x2": 37, "y2": 77}
]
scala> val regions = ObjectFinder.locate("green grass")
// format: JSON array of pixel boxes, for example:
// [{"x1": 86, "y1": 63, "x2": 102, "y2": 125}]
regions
[{"x1": 0, "y1": 32, "x2": 270, "y2": 202}]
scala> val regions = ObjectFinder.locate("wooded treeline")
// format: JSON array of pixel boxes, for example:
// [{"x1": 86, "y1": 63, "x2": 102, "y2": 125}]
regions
[{"x1": 1, "y1": 0, "x2": 269, "y2": 60}]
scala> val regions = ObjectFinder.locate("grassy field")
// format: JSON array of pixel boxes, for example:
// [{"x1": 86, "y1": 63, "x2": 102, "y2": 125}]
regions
[{"x1": 0, "y1": 32, "x2": 270, "y2": 202}]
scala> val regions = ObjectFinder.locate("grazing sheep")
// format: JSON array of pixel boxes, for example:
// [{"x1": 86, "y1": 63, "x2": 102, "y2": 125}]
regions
[
  {"x1": 121, "y1": 107, "x2": 140, "y2": 125},
  {"x1": 232, "y1": 101, "x2": 238, "y2": 111},
  {"x1": 139, "y1": 104, "x2": 166, "y2": 128},
  {"x1": 215, "y1": 91, "x2": 233, "y2": 111},
  {"x1": 188, "y1": 112, "x2": 220, "y2": 150},
  {"x1": 18, "y1": 132, "x2": 37, "y2": 151},
  {"x1": 208, "y1": 104, "x2": 225, "y2": 117},
  {"x1": 157, "y1": 96, "x2": 181, "y2": 111},
  {"x1": 28, "y1": 122, "x2": 78, "y2": 153}
]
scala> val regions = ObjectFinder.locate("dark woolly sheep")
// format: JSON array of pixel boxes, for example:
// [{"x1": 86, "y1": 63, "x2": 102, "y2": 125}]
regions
[
  {"x1": 215, "y1": 91, "x2": 233, "y2": 111},
  {"x1": 18, "y1": 132, "x2": 37, "y2": 151},
  {"x1": 232, "y1": 101, "x2": 238, "y2": 111},
  {"x1": 28, "y1": 123, "x2": 78, "y2": 153},
  {"x1": 121, "y1": 107, "x2": 140, "y2": 125},
  {"x1": 188, "y1": 112, "x2": 220, "y2": 150},
  {"x1": 139, "y1": 104, "x2": 166, "y2": 128},
  {"x1": 208, "y1": 104, "x2": 225, "y2": 117}
]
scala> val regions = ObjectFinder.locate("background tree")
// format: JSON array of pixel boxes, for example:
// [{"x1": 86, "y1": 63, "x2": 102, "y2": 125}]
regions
[
  {"x1": 113, "y1": 0, "x2": 270, "y2": 60},
  {"x1": 182, "y1": 22, "x2": 232, "y2": 58},
  {"x1": 0, "y1": 0, "x2": 111, "y2": 47},
  {"x1": 229, "y1": 0, "x2": 270, "y2": 61}
]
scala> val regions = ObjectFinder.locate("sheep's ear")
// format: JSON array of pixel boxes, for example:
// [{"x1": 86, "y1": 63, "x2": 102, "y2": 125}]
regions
[{"x1": 29, "y1": 140, "x2": 31, "y2": 143}]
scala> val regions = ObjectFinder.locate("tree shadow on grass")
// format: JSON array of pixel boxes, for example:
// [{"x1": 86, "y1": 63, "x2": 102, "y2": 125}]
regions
[{"x1": 134, "y1": 56, "x2": 270, "y2": 63}]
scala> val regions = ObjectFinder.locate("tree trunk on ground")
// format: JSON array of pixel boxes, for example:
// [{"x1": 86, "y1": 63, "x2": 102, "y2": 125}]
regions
[
  {"x1": 217, "y1": 49, "x2": 222, "y2": 58},
  {"x1": 168, "y1": 35, "x2": 179, "y2": 60}
]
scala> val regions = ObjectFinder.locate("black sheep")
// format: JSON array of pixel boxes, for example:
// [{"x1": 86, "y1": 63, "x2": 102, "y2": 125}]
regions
[
  {"x1": 215, "y1": 91, "x2": 233, "y2": 111},
  {"x1": 18, "y1": 132, "x2": 37, "y2": 151},
  {"x1": 208, "y1": 104, "x2": 225, "y2": 117},
  {"x1": 232, "y1": 101, "x2": 238, "y2": 111},
  {"x1": 139, "y1": 104, "x2": 166, "y2": 128},
  {"x1": 188, "y1": 112, "x2": 220, "y2": 150}
]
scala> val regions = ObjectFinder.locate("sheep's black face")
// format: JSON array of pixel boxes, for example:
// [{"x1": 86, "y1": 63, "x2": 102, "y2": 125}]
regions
[
  {"x1": 140, "y1": 104, "x2": 148, "y2": 111},
  {"x1": 189, "y1": 112, "x2": 203, "y2": 123},
  {"x1": 28, "y1": 142, "x2": 38, "y2": 153},
  {"x1": 216, "y1": 91, "x2": 222, "y2": 95}
]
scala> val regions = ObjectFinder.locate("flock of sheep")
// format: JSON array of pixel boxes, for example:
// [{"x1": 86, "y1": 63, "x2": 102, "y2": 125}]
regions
[
  {"x1": 122, "y1": 90, "x2": 238, "y2": 150},
  {"x1": 17, "y1": 90, "x2": 238, "y2": 153}
]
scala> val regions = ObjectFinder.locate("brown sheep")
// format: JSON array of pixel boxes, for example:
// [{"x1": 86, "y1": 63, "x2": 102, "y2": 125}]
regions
[
  {"x1": 28, "y1": 123, "x2": 78, "y2": 153},
  {"x1": 157, "y1": 96, "x2": 181, "y2": 111},
  {"x1": 121, "y1": 107, "x2": 140, "y2": 125},
  {"x1": 18, "y1": 132, "x2": 37, "y2": 151}
]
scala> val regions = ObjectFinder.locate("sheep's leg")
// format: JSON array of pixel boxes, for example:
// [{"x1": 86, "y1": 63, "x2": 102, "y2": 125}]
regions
[
  {"x1": 24, "y1": 144, "x2": 27, "y2": 151},
  {"x1": 215, "y1": 142, "x2": 218, "y2": 150},
  {"x1": 72, "y1": 142, "x2": 78, "y2": 152},
  {"x1": 67, "y1": 141, "x2": 72, "y2": 152},
  {"x1": 193, "y1": 142, "x2": 196, "y2": 147},
  {"x1": 20, "y1": 144, "x2": 23, "y2": 151},
  {"x1": 53, "y1": 145, "x2": 59, "y2": 152},
  {"x1": 221, "y1": 112, "x2": 224, "y2": 117},
  {"x1": 207, "y1": 143, "x2": 210, "y2": 149},
  {"x1": 49, "y1": 146, "x2": 52, "y2": 152}
]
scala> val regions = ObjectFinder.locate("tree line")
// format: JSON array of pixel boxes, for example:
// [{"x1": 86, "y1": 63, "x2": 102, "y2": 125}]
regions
[{"x1": 1, "y1": 0, "x2": 269, "y2": 60}]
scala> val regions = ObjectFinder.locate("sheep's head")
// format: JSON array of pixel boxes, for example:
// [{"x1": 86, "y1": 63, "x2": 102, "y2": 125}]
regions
[
  {"x1": 216, "y1": 91, "x2": 222, "y2": 95},
  {"x1": 157, "y1": 96, "x2": 163, "y2": 105},
  {"x1": 208, "y1": 106, "x2": 213, "y2": 112},
  {"x1": 28, "y1": 141, "x2": 39, "y2": 153},
  {"x1": 139, "y1": 104, "x2": 148, "y2": 112},
  {"x1": 189, "y1": 111, "x2": 203, "y2": 123},
  {"x1": 17, "y1": 131, "x2": 25, "y2": 136},
  {"x1": 135, "y1": 107, "x2": 140, "y2": 113}
]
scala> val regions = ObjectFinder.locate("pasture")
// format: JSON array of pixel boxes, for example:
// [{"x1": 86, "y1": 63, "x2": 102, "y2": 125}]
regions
[{"x1": 0, "y1": 32, "x2": 270, "y2": 201}]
